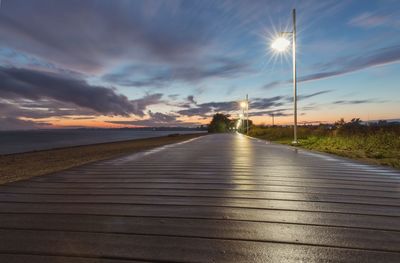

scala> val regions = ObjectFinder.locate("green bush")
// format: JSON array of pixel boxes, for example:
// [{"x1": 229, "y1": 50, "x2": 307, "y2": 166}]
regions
[{"x1": 208, "y1": 113, "x2": 232, "y2": 133}]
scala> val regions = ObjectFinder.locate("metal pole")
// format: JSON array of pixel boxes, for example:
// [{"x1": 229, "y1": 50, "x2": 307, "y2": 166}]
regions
[
  {"x1": 292, "y1": 8, "x2": 298, "y2": 144},
  {"x1": 242, "y1": 107, "x2": 245, "y2": 133},
  {"x1": 272, "y1": 113, "x2": 274, "y2": 126},
  {"x1": 246, "y1": 94, "x2": 249, "y2": 135}
]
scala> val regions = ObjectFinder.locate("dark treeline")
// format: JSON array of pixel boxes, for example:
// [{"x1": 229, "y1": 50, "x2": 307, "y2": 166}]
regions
[{"x1": 207, "y1": 113, "x2": 252, "y2": 133}]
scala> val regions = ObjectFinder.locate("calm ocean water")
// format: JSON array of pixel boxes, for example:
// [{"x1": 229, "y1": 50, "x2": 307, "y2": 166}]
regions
[{"x1": 0, "y1": 129, "x2": 205, "y2": 155}]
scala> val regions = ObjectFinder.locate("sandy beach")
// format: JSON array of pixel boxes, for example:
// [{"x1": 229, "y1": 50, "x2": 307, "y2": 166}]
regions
[{"x1": 0, "y1": 133, "x2": 205, "y2": 185}]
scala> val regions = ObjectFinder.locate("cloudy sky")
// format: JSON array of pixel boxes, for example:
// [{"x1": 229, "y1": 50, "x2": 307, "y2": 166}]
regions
[{"x1": 0, "y1": 0, "x2": 399, "y2": 130}]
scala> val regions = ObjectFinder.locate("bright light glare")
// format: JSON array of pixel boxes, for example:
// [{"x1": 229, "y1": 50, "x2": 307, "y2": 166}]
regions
[
  {"x1": 271, "y1": 37, "x2": 290, "y2": 52},
  {"x1": 236, "y1": 119, "x2": 241, "y2": 129},
  {"x1": 240, "y1": 101, "x2": 247, "y2": 108}
]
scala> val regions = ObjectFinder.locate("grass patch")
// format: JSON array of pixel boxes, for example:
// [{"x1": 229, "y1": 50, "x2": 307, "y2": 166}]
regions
[{"x1": 248, "y1": 125, "x2": 400, "y2": 169}]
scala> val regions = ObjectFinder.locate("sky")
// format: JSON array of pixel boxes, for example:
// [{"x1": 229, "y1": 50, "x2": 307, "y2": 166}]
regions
[{"x1": 0, "y1": 0, "x2": 399, "y2": 130}]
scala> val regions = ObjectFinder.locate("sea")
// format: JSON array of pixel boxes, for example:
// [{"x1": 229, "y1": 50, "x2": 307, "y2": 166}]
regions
[{"x1": 0, "y1": 129, "x2": 206, "y2": 155}]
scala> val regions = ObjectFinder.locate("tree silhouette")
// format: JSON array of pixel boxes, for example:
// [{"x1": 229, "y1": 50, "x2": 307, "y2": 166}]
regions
[{"x1": 208, "y1": 113, "x2": 232, "y2": 133}]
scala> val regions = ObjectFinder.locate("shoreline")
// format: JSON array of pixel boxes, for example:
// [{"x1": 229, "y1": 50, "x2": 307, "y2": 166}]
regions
[{"x1": 0, "y1": 133, "x2": 205, "y2": 185}]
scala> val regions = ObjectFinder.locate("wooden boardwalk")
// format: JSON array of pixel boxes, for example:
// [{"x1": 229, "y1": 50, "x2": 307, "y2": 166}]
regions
[{"x1": 0, "y1": 133, "x2": 399, "y2": 262}]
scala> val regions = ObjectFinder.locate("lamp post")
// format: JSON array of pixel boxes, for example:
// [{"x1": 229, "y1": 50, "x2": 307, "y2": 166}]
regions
[
  {"x1": 271, "y1": 8, "x2": 298, "y2": 144},
  {"x1": 246, "y1": 94, "x2": 249, "y2": 135},
  {"x1": 240, "y1": 99, "x2": 249, "y2": 134},
  {"x1": 272, "y1": 113, "x2": 275, "y2": 126}
]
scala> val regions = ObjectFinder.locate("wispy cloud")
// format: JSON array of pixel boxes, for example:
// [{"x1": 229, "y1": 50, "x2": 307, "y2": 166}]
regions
[
  {"x1": 332, "y1": 99, "x2": 387, "y2": 105},
  {"x1": 263, "y1": 45, "x2": 400, "y2": 88},
  {"x1": 102, "y1": 58, "x2": 251, "y2": 88},
  {"x1": 284, "y1": 90, "x2": 332, "y2": 102},
  {"x1": 348, "y1": 12, "x2": 396, "y2": 28},
  {"x1": 107, "y1": 111, "x2": 199, "y2": 127}
]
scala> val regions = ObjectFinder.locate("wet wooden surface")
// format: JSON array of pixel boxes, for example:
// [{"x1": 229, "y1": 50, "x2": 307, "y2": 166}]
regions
[{"x1": 0, "y1": 133, "x2": 399, "y2": 262}]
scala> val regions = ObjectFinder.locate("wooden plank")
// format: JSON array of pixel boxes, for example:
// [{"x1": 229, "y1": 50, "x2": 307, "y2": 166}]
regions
[
  {"x1": 2, "y1": 185, "x2": 399, "y2": 199},
  {"x1": 0, "y1": 194, "x2": 398, "y2": 216},
  {"x1": 32, "y1": 173, "x2": 400, "y2": 183},
  {"x1": 0, "y1": 254, "x2": 143, "y2": 263},
  {"x1": 9, "y1": 181, "x2": 400, "y2": 193},
  {"x1": 0, "y1": 189, "x2": 398, "y2": 206},
  {"x1": 1, "y1": 229, "x2": 399, "y2": 263},
  {"x1": 0, "y1": 203, "x2": 399, "y2": 231},
  {"x1": 26, "y1": 177, "x2": 400, "y2": 188},
  {"x1": 1, "y1": 214, "x2": 399, "y2": 252}
]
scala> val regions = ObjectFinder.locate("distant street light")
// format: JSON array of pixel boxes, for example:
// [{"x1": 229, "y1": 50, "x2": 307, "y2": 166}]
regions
[
  {"x1": 246, "y1": 94, "x2": 249, "y2": 135},
  {"x1": 240, "y1": 96, "x2": 249, "y2": 134},
  {"x1": 236, "y1": 119, "x2": 242, "y2": 130},
  {"x1": 271, "y1": 8, "x2": 298, "y2": 144},
  {"x1": 271, "y1": 113, "x2": 275, "y2": 126}
]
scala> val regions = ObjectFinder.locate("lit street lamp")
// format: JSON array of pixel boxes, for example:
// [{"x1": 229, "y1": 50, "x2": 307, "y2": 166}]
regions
[
  {"x1": 240, "y1": 95, "x2": 249, "y2": 134},
  {"x1": 271, "y1": 8, "x2": 298, "y2": 144}
]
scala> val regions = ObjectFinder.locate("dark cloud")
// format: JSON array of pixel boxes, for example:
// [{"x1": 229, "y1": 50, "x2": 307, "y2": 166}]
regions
[
  {"x1": 176, "y1": 92, "x2": 327, "y2": 119},
  {"x1": 0, "y1": 99, "x2": 98, "y2": 119},
  {"x1": 148, "y1": 111, "x2": 177, "y2": 123},
  {"x1": 172, "y1": 95, "x2": 198, "y2": 109},
  {"x1": 263, "y1": 45, "x2": 400, "y2": 88},
  {"x1": 178, "y1": 96, "x2": 286, "y2": 117},
  {"x1": 171, "y1": 58, "x2": 251, "y2": 82},
  {"x1": 178, "y1": 101, "x2": 238, "y2": 117},
  {"x1": 301, "y1": 104, "x2": 319, "y2": 111},
  {"x1": 0, "y1": 117, "x2": 51, "y2": 130},
  {"x1": 263, "y1": 81, "x2": 282, "y2": 90},
  {"x1": 131, "y1": 93, "x2": 164, "y2": 117},
  {"x1": 299, "y1": 90, "x2": 332, "y2": 100},
  {"x1": 177, "y1": 107, "x2": 213, "y2": 117},
  {"x1": 168, "y1": 94, "x2": 179, "y2": 100},
  {"x1": 284, "y1": 90, "x2": 332, "y2": 102},
  {"x1": 250, "y1": 96, "x2": 286, "y2": 109},
  {"x1": 1, "y1": 100, "x2": 79, "y2": 119},
  {"x1": 248, "y1": 109, "x2": 291, "y2": 117},
  {"x1": 0, "y1": 67, "x2": 162, "y2": 117},
  {"x1": 102, "y1": 70, "x2": 168, "y2": 88},
  {"x1": 68, "y1": 117, "x2": 97, "y2": 120},
  {"x1": 0, "y1": 0, "x2": 212, "y2": 72},
  {"x1": 332, "y1": 99, "x2": 386, "y2": 105},
  {"x1": 101, "y1": 58, "x2": 251, "y2": 88},
  {"x1": 0, "y1": 48, "x2": 85, "y2": 78},
  {"x1": 187, "y1": 95, "x2": 197, "y2": 105},
  {"x1": 107, "y1": 111, "x2": 199, "y2": 127}
]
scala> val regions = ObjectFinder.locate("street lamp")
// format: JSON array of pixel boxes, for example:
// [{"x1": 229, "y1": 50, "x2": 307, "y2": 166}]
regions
[
  {"x1": 271, "y1": 37, "x2": 290, "y2": 52},
  {"x1": 271, "y1": 8, "x2": 298, "y2": 144},
  {"x1": 240, "y1": 96, "x2": 249, "y2": 134},
  {"x1": 236, "y1": 117, "x2": 242, "y2": 130}
]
